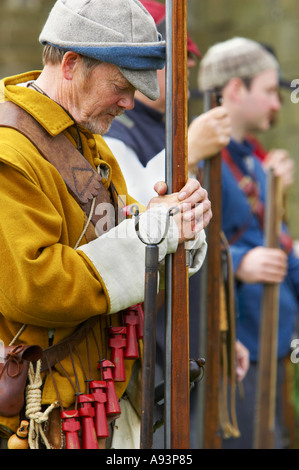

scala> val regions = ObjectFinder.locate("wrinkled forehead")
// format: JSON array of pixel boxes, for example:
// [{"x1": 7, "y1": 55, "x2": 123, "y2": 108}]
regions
[{"x1": 249, "y1": 68, "x2": 280, "y2": 90}]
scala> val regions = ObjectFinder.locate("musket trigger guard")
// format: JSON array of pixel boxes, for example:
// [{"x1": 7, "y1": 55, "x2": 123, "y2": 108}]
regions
[{"x1": 131, "y1": 205, "x2": 178, "y2": 246}]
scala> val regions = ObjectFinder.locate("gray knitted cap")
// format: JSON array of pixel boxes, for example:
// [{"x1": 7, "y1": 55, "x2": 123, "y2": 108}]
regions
[
  {"x1": 39, "y1": 0, "x2": 166, "y2": 100},
  {"x1": 198, "y1": 37, "x2": 279, "y2": 91}
]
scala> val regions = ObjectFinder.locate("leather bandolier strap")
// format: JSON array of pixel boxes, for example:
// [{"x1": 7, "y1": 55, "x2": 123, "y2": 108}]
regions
[
  {"x1": 0, "y1": 101, "x2": 114, "y2": 230},
  {"x1": 40, "y1": 318, "x2": 98, "y2": 373},
  {"x1": 0, "y1": 100, "x2": 118, "y2": 369}
]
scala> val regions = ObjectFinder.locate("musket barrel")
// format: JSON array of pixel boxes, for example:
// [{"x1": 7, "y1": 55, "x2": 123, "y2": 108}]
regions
[
  {"x1": 164, "y1": 0, "x2": 173, "y2": 449},
  {"x1": 140, "y1": 244, "x2": 159, "y2": 449}
]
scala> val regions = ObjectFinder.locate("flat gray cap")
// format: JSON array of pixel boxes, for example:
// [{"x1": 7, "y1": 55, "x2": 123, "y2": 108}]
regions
[
  {"x1": 199, "y1": 37, "x2": 279, "y2": 91},
  {"x1": 39, "y1": 0, "x2": 166, "y2": 100}
]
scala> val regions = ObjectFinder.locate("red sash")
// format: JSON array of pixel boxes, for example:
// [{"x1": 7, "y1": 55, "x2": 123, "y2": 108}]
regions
[{"x1": 222, "y1": 148, "x2": 293, "y2": 254}]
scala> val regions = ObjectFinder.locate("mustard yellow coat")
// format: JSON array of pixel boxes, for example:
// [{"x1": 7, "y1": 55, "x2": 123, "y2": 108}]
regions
[{"x1": 0, "y1": 72, "x2": 140, "y2": 435}]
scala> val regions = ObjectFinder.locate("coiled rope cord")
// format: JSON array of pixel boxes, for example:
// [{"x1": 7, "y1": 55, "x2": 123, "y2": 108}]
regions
[{"x1": 25, "y1": 360, "x2": 59, "y2": 449}]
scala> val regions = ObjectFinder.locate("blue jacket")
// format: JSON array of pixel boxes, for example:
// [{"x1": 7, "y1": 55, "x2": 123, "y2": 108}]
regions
[
  {"x1": 105, "y1": 99, "x2": 165, "y2": 166},
  {"x1": 222, "y1": 138, "x2": 299, "y2": 361}
]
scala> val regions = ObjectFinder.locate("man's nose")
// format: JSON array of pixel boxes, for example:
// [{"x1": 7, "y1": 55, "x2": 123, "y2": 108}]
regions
[
  {"x1": 272, "y1": 92, "x2": 282, "y2": 111},
  {"x1": 118, "y1": 91, "x2": 135, "y2": 110}
]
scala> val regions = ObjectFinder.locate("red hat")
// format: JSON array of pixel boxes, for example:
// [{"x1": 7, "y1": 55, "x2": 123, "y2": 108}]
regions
[{"x1": 140, "y1": 0, "x2": 201, "y2": 59}]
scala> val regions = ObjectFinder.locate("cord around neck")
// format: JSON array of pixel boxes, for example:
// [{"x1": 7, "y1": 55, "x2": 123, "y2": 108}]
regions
[{"x1": 27, "y1": 81, "x2": 84, "y2": 155}]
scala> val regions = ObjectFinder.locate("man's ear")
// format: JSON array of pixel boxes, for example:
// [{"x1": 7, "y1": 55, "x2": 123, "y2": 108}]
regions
[
  {"x1": 61, "y1": 51, "x2": 81, "y2": 80},
  {"x1": 224, "y1": 77, "x2": 248, "y2": 103}
]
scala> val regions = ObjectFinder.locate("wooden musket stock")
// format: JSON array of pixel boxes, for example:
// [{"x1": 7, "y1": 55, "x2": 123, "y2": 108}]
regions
[
  {"x1": 197, "y1": 90, "x2": 222, "y2": 449},
  {"x1": 254, "y1": 169, "x2": 283, "y2": 449},
  {"x1": 164, "y1": 0, "x2": 190, "y2": 449}
]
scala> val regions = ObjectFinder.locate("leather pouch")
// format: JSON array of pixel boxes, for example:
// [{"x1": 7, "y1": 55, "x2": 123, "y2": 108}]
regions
[{"x1": 0, "y1": 344, "x2": 43, "y2": 417}]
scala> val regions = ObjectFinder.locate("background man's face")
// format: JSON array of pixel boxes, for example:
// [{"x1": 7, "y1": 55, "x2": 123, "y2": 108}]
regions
[{"x1": 241, "y1": 68, "x2": 281, "y2": 133}]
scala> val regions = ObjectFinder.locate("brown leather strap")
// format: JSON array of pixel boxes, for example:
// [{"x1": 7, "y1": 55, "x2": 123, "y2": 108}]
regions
[
  {"x1": 0, "y1": 101, "x2": 113, "y2": 230},
  {"x1": 0, "y1": 101, "x2": 115, "y2": 368},
  {"x1": 40, "y1": 316, "x2": 98, "y2": 373}
]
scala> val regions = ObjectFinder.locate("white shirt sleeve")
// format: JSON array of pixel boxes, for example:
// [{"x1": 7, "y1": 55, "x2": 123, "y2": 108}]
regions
[
  {"x1": 103, "y1": 136, "x2": 166, "y2": 206},
  {"x1": 77, "y1": 205, "x2": 179, "y2": 313},
  {"x1": 102, "y1": 135, "x2": 207, "y2": 293}
]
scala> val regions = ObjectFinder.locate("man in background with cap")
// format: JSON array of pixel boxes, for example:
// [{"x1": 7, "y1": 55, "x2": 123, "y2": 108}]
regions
[
  {"x1": 103, "y1": 0, "x2": 245, "y2": 450},
  {"x1": 0, "y1": 0, "x2": 212, "y2": 449},
  {"x1": 247, "y1": 43, "x2": 295, "y2": 193},
  {"x1": 198, "y1": 36, "x2": 299, "y2": 449}
]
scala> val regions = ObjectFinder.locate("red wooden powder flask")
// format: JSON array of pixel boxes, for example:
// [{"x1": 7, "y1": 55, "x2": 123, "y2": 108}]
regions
[
  {"x1": 77, "y1": 394, "x2": 98, "y2": 449},
  {"x1": 61, "y1": 409, "x2": 81, "y2": 449},
  {"x1": 124, "y1": 307, "x2": 139, "y2": 359},
  {"x1": 89, "y1": 380, "x2": 109, "y2": 438},
  {"x1": 108, "y1": 326, "x2": 126, "y2": 381},
  {"x1": 100, "y1": 359, "x2": 121, "y2": 416}
]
